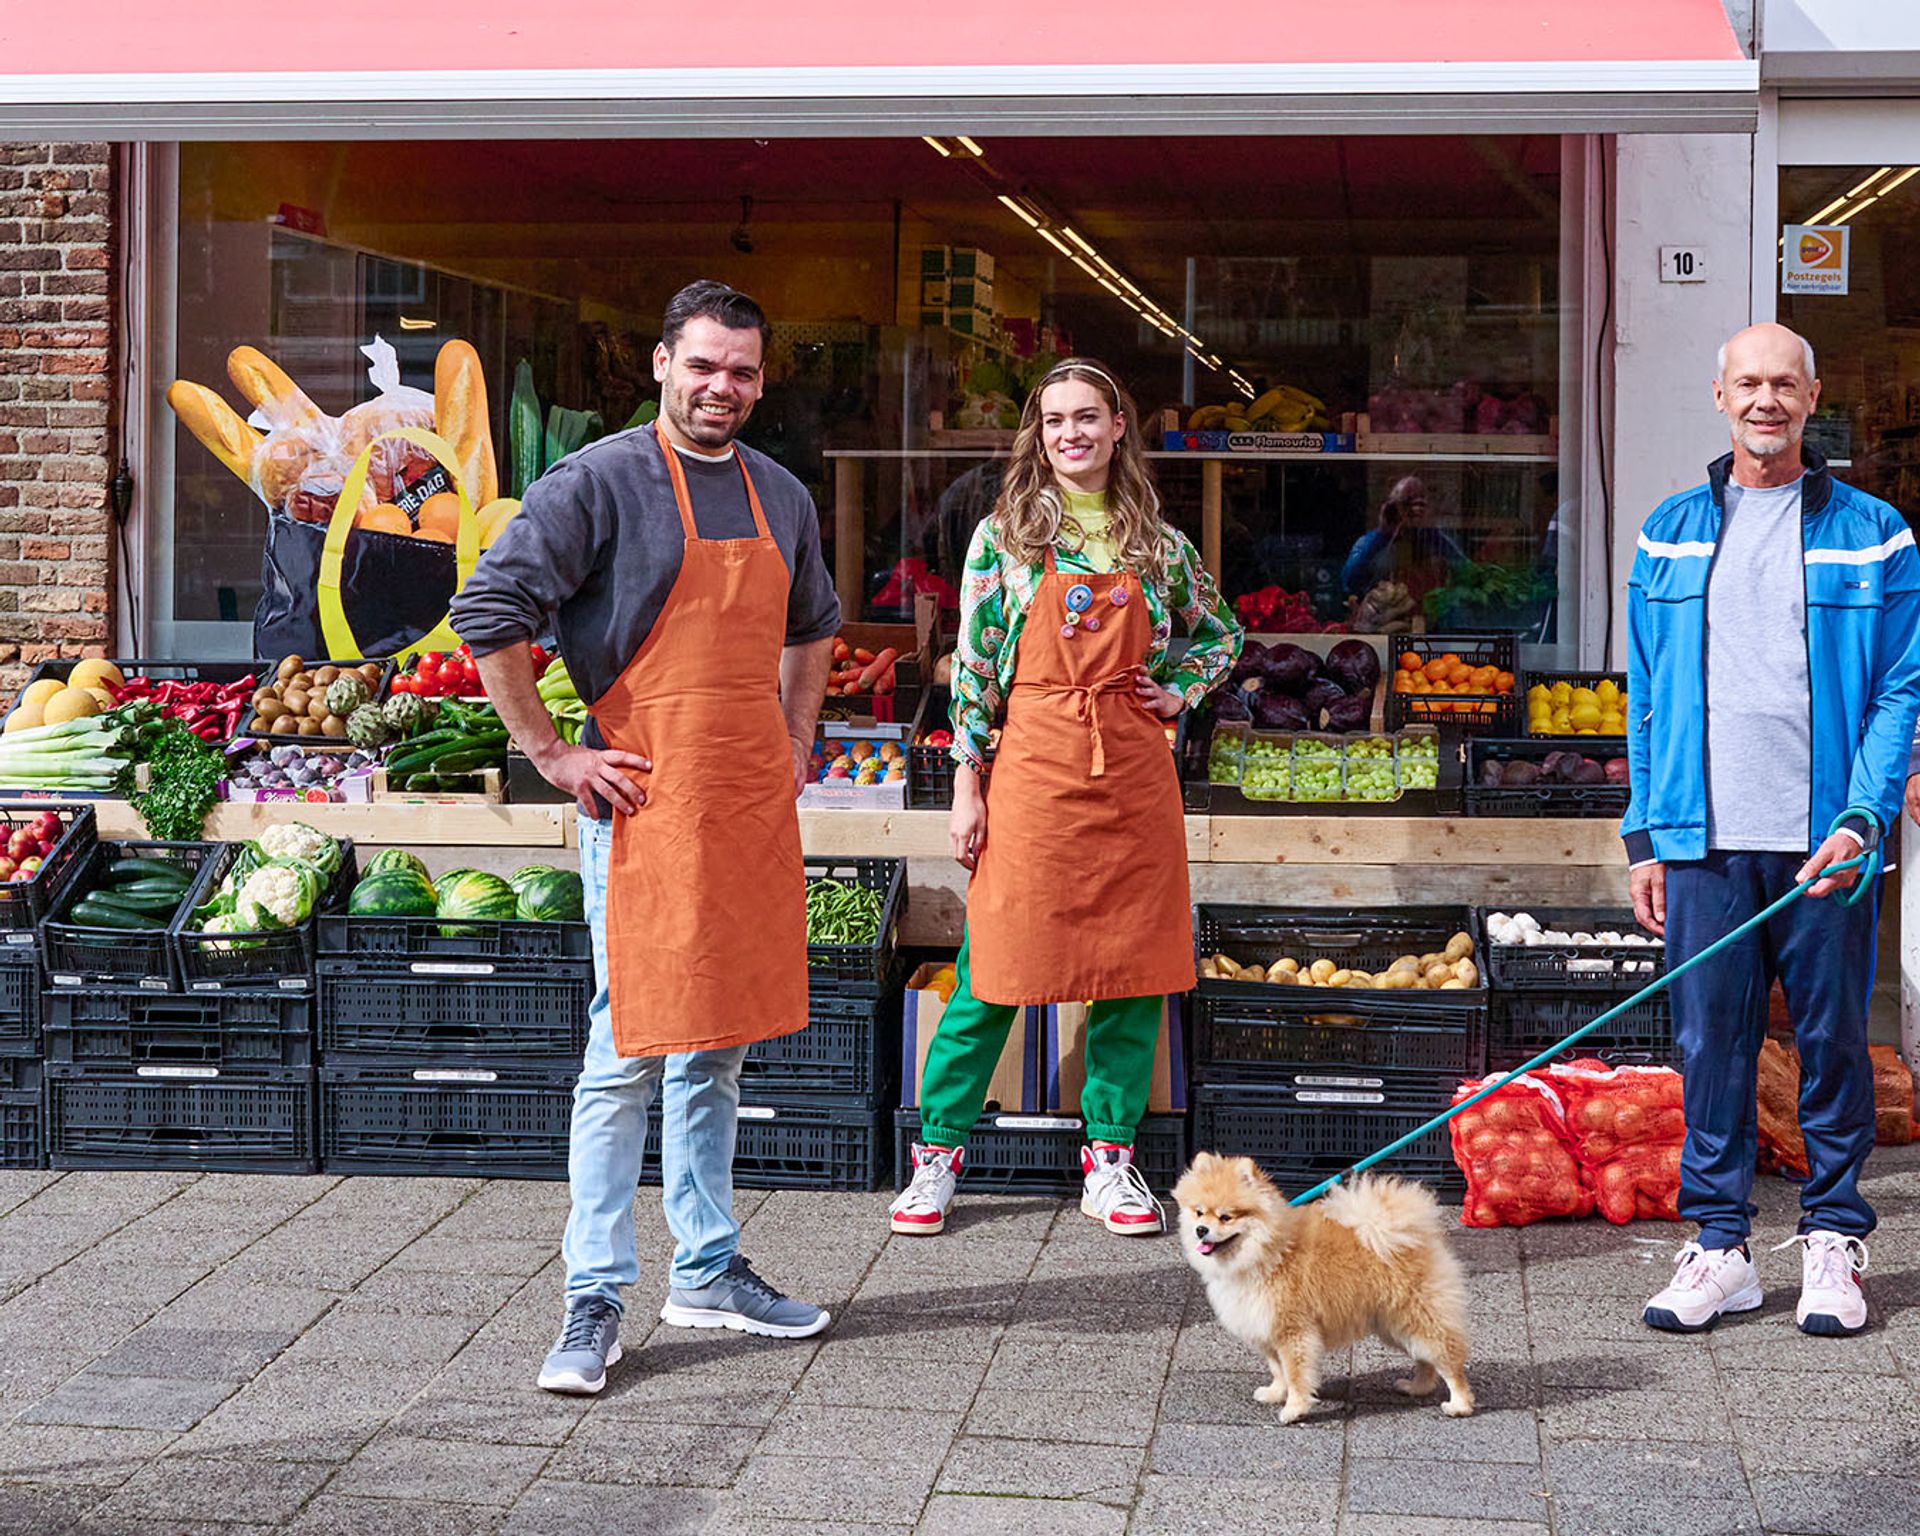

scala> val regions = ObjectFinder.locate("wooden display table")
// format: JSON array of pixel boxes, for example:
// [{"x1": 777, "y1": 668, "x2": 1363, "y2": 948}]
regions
[{"x1": 86, "y1": 801, "x2": 1629, "y2": 946}]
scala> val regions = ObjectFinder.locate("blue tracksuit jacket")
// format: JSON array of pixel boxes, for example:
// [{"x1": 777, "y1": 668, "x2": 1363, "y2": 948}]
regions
[{"x1": 1622, "y1": 450, "x2": 1920, "y2": 865}]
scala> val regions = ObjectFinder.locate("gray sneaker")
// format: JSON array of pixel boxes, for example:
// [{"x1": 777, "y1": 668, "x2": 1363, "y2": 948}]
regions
[
  {"x1": 537, "y1": 1296, "x2": 622, "y2": 1394},
  {"x1": 659, "y1": 1255, "x2": 831, "y2": 1339}
]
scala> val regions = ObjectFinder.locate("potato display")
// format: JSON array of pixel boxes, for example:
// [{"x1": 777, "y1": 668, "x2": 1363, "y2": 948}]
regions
[
  {"x1": 246, "y1": 657, "x2": 385, "y2": 741},
  {"x1": 1200, "y1": 931, "x2": 1478, "y2": 990}
]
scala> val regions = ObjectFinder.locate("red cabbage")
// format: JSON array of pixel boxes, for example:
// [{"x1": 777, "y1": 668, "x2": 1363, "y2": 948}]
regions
[
  {"x1": 1323, "y1": 639, "x2": 1382, "y2": 698},
  {"x1": 1323, "y1": 694, "x2": 1373, "y2": 733},
  {"x1": 1264, "y1": 643, "x2": 1320, "y2": 696},
  {"x1": 1250, "y1": 692, "x2": 1311, "y2": 731}
]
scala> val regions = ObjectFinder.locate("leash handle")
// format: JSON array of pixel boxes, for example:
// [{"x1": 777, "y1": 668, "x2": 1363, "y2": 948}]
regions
[{"x1": 1284, "y1": 817, "x2": 1881, "y2": 1208}]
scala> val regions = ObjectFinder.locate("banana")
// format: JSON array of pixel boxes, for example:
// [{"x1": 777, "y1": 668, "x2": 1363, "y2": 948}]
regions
[
  {"x1": 1224, "y1": 415, "x2": 1252, "y2": 432},
  {"x1": 1186, "y1": 404, "x2": 1230, "y2": 431}
]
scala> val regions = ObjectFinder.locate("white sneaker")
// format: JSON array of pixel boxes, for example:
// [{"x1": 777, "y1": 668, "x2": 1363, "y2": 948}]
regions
[
  {"x1": 1079, "y1": 1144, "x2": 1165, "y2": 1236},
  {"x1": 1775, "y1": 1230, "x2": 1870, "y2": 1336},
  {"x1": 1642, "y1": 1240, "x2": 1763, "y2": 1332},
  {"x1": 890, "y1": 1143, "x2": 962, "y2": 1235}
]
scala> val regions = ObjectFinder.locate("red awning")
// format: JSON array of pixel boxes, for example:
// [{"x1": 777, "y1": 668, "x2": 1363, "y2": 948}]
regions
[{"x1": 0, "y1": 0, "x2": 1755, "y2": 139}]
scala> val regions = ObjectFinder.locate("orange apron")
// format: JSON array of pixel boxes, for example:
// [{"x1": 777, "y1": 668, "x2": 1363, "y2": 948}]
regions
[
  {"x1": 589, "y1": 427, "x2": 808, "y2": 1057},
  {"x1": 966, "y1": 548, "x2": 1197, "y2": 1005}
]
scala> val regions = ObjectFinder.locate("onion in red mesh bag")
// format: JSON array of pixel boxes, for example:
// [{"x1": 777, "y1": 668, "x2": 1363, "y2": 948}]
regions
[
  {"x1": 1450, "y1": 1073, "x2": 1592, "y2": 1228},
  {"x1": 1548, "y1": 1062, "x2": 1684, "y2": 1224}
]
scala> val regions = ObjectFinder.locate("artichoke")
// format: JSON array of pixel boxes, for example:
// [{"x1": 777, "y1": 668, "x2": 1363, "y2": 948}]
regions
[
  {"x1": 347, "y1": 704, "x2": 392, "y2": 749},
  {"x1": 324, "y1": 674, "x2": 371, "y2": 716},
  {"x1": 382, "y1": 691, "x2": 424, "y2": 736}
]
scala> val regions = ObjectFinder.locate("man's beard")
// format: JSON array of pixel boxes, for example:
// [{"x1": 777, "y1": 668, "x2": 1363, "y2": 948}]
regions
[
  {"x1": 1737, "y1": 420, "x2": 1800, "y2": 458},
  {"x1": 665, "y1": 384, "x2": 746, "y2": 450}
]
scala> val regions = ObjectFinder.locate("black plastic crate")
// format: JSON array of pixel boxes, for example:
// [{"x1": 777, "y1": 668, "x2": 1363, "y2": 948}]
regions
[
  {"x1": 0, "y1": 802, "x2": 95, "y2": 937},
  {"x1": 316, "y1": 910, "x2": 591, "y2": 967},
  {"x1": 1384, "y1": 633, "x2": 1521, "y2": 735},
  {"x1": 20, "y1": 657, "x2": 267, "y2": 745},
  {"x1": 319, "y1": 1065, "x2": 573, "y2": 1180},
  {"x1": 1519, "y1": 670, "x2": 1630, "y2": 737},
  {"x1": 0, "y1": 1046, "x2": 41, "y2": 1095},
  {"x1": 0, "y1": 1088, "x2": 42, "y2": 1169},
  {"x1": 43, "y1": 989, "x2": 313, "y2": 1075},
  {"x1": 907, "y1": 688, "x2": 958, "y2": 810},
  {"x1": 1489, "y1": 991, "x2": 1675, "y2": 1072},
  {"x1": 1192, "y1": 992, "x2": 1487, "y2": 1084},
  {"x1": 41, "y1": 839, "x2": 213, "y2": 990},
  {"x1": 646, "y1": 1098, "x2": 888, "y2": 1192},
  {"x1": 1193, "y1": 905, "x2": 1486, "y2": 1023},
  {"x1": 316, "y1": 962, "x2": 591, "y2": 1062},
  {"x1": 741, "y1": 989, "x2": 900, "y2": 1101},
  {"x1": 236, "y1": 658, "x2": 392, "y2": 745},
  {"x1": 46, "y1": 1068, "x2": 316, "y2": 1173},
  {"x1": 893, "y1": 1109, "x2": 1188, "y2": 1197},
  {"x1": 1192, "y1": 1082, "x2": 1465, "y2": 1198},
  {"x1": 174, "y1": 839, "x2": 358, "y2": 993},
  {"x1": 0, "y1": 950, "x2": 39, "y2": 1047},
  {"x1": 806, "y1": 857, "x2": 907, "y2": 996},
  {"x1": 1464, "y1": 738, "x2": 1630, "y2": 820},
  {"x1": 1477, "y1": 906, "x2": 1664, "y2": 991}
]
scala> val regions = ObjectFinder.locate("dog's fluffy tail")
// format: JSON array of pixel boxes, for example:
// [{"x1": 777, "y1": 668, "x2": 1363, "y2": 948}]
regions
[{"x1": 1322, "y1": 1174, "x2": 1446, "y2": 1261}]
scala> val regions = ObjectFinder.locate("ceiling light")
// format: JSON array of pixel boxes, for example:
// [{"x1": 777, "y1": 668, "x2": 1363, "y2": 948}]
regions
[
  {"x1": 1846, "y1": 166, "x2": 1892, "y2": 198},
  {"x1": 997, "y1": 194, "x2": 1041, "y2": 228},
  {"x1": 922, "y1": 136, "x2": 952, "y2": 157},
  {"x1": 955, "y1": 135, "x2": 984, "y2": 156},
  {"x1": 1832, "y1": 194, "x2": 1879, "y2": 224},
  {"x1": 1800, "y1": 195, "x2": 1850, "y2": 226},
  {"x1": 1071, "y1": 255, "x2": 1100, "y2": 279},
  {"x1": 398, "y1": 316, "x2": 436, "y2": 331},
  {"x1": 1061, "y1": 226, "x2": 1096, "y2": 255},
  {"x1": 1881, "y1": 166, "x2": 1920, "y2": 195},
  {"x1": 1098, "y1": 278, "x2": 1121, "y2": 297},
  {"x1": 1037, "y1": 227, "x2": 1074, "y2": 256}
]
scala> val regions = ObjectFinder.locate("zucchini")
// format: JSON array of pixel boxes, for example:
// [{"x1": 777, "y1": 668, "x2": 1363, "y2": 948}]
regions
[
  {"x1": 69, "y1": 898, "x2": 166, "y2": 930},
  {"x1": 84, "y1": 885, "x2": 187, "y2": 914},
  {"x1": 106, "y1": 856, "x2": 191, "y2": 884},
  {"x1": 386, "y1": 731, "x2": 508, "y2": 779},
  {"x1": 103, "y1": 876, "x2": 194, "y2": 900}
]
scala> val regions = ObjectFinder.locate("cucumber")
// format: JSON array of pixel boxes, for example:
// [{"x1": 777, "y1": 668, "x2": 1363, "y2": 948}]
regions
[
  {"x1": 84, "y1": 886, "x2": 187, "y2": 914},
  {"x1": 386, "y1": 731, "x2": 508, "y2": 779},
  {"x1": 68, "y1": 898, "x2": 166, "y2": 930},
  {"x1": 103, "y1": 877, "x2": 194, "y2": 900},
  {"x1": 106, "y1": 857, "x2": 191, "y2": 884}
]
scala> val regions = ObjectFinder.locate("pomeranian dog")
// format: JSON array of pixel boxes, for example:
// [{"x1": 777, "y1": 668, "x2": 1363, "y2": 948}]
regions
[{"x1": 1173, "y1": 1152, "x2": 1473, "y2": 1422}]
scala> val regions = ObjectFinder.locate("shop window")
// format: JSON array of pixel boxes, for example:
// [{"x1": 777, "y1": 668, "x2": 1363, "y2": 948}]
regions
[
  {"x1": 1778, "y1": 164, "x2": 1920, "y2": 516},
  {"x1": 162, "y1": 136, "x2": 1574, "y2": 658}
]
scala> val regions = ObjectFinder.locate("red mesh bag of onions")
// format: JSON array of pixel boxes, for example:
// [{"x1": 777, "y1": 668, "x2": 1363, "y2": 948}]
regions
[
  {"x1": 1449, "y1": 1073, "x2": 1593, "y2": 1228},
  {"x1": 1547, "y1": 1061, "x2": 1685, "y2": 1224}
]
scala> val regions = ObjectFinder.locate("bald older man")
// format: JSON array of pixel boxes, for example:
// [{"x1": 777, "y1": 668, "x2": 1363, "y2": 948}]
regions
[{"x1": 1625, "y1": 323, "x2": 1920, "y2": 1339}]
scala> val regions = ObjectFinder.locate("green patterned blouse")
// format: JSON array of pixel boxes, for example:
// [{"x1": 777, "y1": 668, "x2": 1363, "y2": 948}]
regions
[{"x1": 950, "y1": 512, "x2": 1245, "y2": 773}]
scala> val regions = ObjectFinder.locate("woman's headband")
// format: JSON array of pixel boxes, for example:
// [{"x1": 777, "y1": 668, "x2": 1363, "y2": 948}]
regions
[{"x1": 1039, "y1": 363, "x2": 1123, "y2": 402}]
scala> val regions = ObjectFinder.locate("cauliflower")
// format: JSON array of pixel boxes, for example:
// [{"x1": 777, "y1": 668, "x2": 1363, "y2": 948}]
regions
[
  {"x1": 257, "y1": 822, "x2": 341, "y2": 875},
  {"x1": 199, "y1": 910, "x2": 261, "y2": 952},
  {"x1": 236, "y1": 859, "x2": 320, "y2": 931}
]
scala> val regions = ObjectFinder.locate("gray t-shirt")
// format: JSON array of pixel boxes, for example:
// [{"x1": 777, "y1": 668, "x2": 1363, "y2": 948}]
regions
[
  {"x1": 449, "y1": 424, "x2": 841, "y2": 737},
  {"x1": 1705, "y1": 478, "x2": 1809, "y2": 851}
]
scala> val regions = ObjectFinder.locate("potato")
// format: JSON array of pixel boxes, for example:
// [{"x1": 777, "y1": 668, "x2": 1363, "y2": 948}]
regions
[
  {"x1": 1379, "y1": 970, "x2": 1413, "y2": 990},
  {"x1": 1444, "y1": 932, "x2": 1475, "y2": 963},
  {"x1": 1307, "y1": 958, "x2": 1337, "y2": 984},
  {"x1": 1273, "y1": 957, "x2": 1301, "y2": 975},
  {"x1": 276, "y1": 655, "x2": 303, "y2": 680},
  {"x1": 1452, "y1": 959, "x2": 1479, "y2": 987},
  {"x1": 1418, "y1": 952, "x2": 1442, "y2": 970},
  {"x1": 283, "y1": 689, "x2": 309, "y2": 716},
  {"x1": 1243, "y1": 964, "x2": 1267, "y2": 983},
  {"x1": 1345, "y1": 972, "x2": 1375, "y2": 989},
  {"x1": 1199, "y1": 958, "x2": 1220, "y2": 979},
  {"x1": 1440, "y1": 978, "x2": 1469, "y2": 990},
  {"x1": 1424, "y1": 962, "x2": 1453, "y2": 986},
  {"x1": 1393, "y1": 954, "x2": 1420, "y2": 972},
  {"x1": 1328, "y1": 969, "x2": 1354, "y2": 987},
  {"x1": 1271, "y1": 968, "x2": 1297, "y2": 986}
]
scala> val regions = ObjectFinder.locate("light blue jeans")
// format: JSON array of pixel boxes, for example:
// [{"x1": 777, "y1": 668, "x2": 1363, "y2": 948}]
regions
[{"x1": 562, "y1": 813, "x2": 746, "y2": 1311}]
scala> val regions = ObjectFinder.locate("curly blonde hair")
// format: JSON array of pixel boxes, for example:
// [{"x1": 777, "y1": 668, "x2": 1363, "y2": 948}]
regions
[{"x1": 990, "y1": 358, "x2": 1169, "y2": 585}]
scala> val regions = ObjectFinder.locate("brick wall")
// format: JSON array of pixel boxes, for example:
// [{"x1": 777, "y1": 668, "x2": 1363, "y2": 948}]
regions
[{"x1": 0, "y1": 142, "x2": 114, "y2": 701}]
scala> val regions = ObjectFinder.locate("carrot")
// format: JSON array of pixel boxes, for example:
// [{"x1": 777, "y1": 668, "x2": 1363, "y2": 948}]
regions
[
  {"x1": 853, "y1": 647, "x2": 876, "y2": 665},
  {"x1": 856, "y1": 648, "x2": 898, "y2": 691}
]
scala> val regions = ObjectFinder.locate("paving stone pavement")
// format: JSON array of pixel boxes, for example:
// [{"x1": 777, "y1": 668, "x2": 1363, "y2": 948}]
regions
[{"x1": 3, "y1": 1147, "x2": 1920, "y2": 1535}]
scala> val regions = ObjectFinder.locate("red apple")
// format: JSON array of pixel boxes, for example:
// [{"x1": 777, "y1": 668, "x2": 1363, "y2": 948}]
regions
[
  {"x1": 6, "y1": 832, "x2": 35, "y2": 862},
  {"x1": 17, "y1": 856, "x2": 42, "y2": 875},
  {"x1": 30, "y1": 812, "x2": 61, "y2": 842},
  {"x1": 0, "y1": 858, "x2": 19, "y2": 882}
]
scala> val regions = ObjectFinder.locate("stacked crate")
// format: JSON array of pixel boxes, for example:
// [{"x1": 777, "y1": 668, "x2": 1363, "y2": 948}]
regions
[
  {"x1": 1188, "y1": 906, "x2": 1486, "y2": 1197},
  {"x1": 1478, "y1": 907, "x2": 1671, "y2": 1072},
  {"x1": 0, "y1": 804, "x2": 76, "y2": 1168},
  {"x1": 314, "y1": 885, "x2": 592, "y2": 1180},
  {"x1": 648, "y1": 856, "x2": 907, "y2": 1192},
  {"x1": 41, "y1": 828, "x2": 325, "y2": 1174}
]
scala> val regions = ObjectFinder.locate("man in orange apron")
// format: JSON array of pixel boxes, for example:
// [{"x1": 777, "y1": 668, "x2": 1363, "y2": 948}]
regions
[{"x1": 456, "y1": 282, "x2": 840, "y2": 1396}]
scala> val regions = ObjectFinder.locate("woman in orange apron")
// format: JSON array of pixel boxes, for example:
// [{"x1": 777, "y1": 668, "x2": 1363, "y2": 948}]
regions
[{"x1": 892, "y1": 359, "x2": 1243, "y2": 1238}]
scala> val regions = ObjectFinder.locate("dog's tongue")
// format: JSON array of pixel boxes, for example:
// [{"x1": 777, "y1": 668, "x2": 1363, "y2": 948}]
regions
[{"x1": 1197, "y1": 1240, "x2": 1216, "y2": 1255}]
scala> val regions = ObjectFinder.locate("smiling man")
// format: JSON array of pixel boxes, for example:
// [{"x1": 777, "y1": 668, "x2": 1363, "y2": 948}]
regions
[
  {"x1": 1625, "y1": 323, "x2": 1920, "y2": 1339},
  {"x1": 450, "y1": 280, "x2": 841, "y2": 1395}
]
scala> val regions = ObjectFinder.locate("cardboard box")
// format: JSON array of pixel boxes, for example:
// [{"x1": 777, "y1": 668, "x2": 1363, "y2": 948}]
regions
[
  {"x1": 1040, "y1": 995, "x2": 1188, "y2": 1115},
  {"x1": 919, "y1": 278, "x2": 949, "y2": 309},
  {"x1": 950, "y1": 246, "x2": 995, "y2": 283},
  {"x1": 948, "y1": 278, "x2": 993, "y2": 312},
  {"x1": 899, "y1": 961, "x2": 1038, "y2": 1113},
  {"x1": 920, "y1": 244, "x2": 951, "y2": 277},
  {"x1": 818, "y1": 618, "x2": 932, "y2": 727},
  {"x1": 947, "y1": 308, "x2": 995, "y2": 337}
]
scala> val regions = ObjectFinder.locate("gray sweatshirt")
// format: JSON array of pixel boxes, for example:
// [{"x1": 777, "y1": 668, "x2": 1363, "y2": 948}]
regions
[{"x1": 449, "y1": 425, "x2": 840, "y2": 745}]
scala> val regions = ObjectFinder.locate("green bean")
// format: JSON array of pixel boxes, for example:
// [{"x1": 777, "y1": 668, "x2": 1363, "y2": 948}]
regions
[{"x1": 805, "y1": 878, "x2": 884, "y2": 946}]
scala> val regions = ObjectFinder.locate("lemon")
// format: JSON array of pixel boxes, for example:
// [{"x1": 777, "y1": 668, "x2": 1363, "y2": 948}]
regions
[
  {"x1": 1596, "y1": 678, "x2": 1620, "y2": 704},
  {"x1": 1527, "y1": 684, "x2": 1550, "y2": 704},
  {"x1": 1571, "y1": 687, "x2": 1600, "y2": 709},
  {"x1": 1550, "y1": 681, "x2": 1572, "y2": 702},
  {"x1": 1569, "y1": 702, "x2": 1602, "y2": 731}
]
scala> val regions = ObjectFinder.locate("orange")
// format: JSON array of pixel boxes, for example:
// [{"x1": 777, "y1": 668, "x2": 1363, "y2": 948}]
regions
[
  {"x1": 1399, "y1": 651, "x2": 1422, "y2": 672},
  {"x1": 415, "y1": 492, "x2": 462, "y2": 540},
  {"x1": 355, "y1": 504, "x2": 412, "y2": 536},
  {"x1": 1494, "y1": 671, "x2": 1515, "y2": 692},
  {"x1": 1422, "y1": 658, "x2": 1449, "y2": 682},
  {"x1": 412, "y1": 526, "x2": 455, "y2": 544}
]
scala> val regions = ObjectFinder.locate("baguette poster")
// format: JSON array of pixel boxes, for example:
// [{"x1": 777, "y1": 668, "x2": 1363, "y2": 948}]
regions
[{"x1": 167, "y1": 336, "x2": 522, "y2": 657}]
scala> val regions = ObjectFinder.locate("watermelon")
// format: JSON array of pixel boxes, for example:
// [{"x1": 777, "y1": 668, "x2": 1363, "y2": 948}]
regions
[
  {"x1": 507, "y1": 864, "x2": 551, "y2": 896},
  {"x1": 363, "y1": 848, "x2": 433, "y2": 886},
  {"x1": 435, "y1": 869, "x2": 519, "y2": 937},
  {"x1": 514, "y1": 867, "x2": 584, "y2": 923},
  {"x1": 349, "y1": 869, "x2": 437, "y2": 918}
]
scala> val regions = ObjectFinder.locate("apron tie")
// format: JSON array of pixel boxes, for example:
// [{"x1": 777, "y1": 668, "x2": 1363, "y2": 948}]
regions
[{"x1": 1015, "y1": 669, "x2": 1140, "y2": 777}]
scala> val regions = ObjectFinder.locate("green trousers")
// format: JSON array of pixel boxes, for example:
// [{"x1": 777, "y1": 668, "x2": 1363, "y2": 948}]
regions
[{"x1": 918, "y1": 925, "x2": 1164, "y2": 1149}]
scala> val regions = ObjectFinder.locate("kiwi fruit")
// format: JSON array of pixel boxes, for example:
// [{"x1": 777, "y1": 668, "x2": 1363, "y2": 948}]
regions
[
  {"x1": 320, "y1": 714, "x2": 347, "y2": 739},
  {"x1": 296, "y1": 717, "x2": 320, "y2": 737},
  {"x1": 254, "y1": 698, "x2": 285, "y2": 723},
  {"x1": 314, "y1": 665, "x2": 340, "y2": 687},
  {"x1": 307, "y1": 696, "x2": 330, "y2": 722},
  {"x1": 276, "y1": 656, "x2": 303, "y2": 680},
  {"x1": 283, "y1": 689, "x2": 308, "y2": 716}
]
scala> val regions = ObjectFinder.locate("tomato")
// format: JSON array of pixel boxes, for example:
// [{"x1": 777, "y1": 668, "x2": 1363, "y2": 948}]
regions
[{"x1": 389, "y1": 675, "x2": 414, "y2": 695}]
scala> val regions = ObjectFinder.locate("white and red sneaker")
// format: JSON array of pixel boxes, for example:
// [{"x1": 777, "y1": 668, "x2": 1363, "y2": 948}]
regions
[
  {"x1": 1642, "y1": 1241, "x2": 1762, "y2": 1332},
  {"x1": 1080, "y1": 1144, "x2": 1165, "y2": 1236},
  {"x1": 1776, "y1": 1230, "x2": 1869, "y2": 1336},
  {"x1": 890, "y1": 1143, "x2": 962, "y2": 1235}
]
